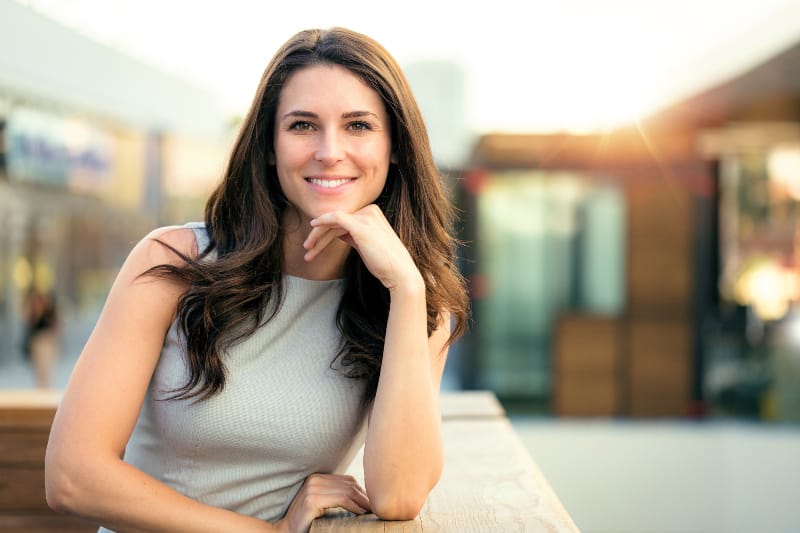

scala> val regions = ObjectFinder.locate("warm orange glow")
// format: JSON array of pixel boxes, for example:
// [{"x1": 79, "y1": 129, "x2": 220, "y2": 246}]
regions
[
  {"x1": 18, "y1": 0, "x2": 800, "y2": 135},
  {"x1": 733, "y1": 258, "x2": 798, "y2": 321},
  {"x1": 768, "y1": 144, "x2": 800, "y2": 200}
]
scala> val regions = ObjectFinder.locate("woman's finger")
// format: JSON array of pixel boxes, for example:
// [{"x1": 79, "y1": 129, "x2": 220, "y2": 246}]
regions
[
  {"x1": 281, "y1": 474, "x2": 373, "y2": 533},
  {"x1": 308, "y1": 206, "x2": 419, "y2": 288},
  {"x1": 314, "y1": 474, "x2": 371, "y2": 512},
  {"x1": 303, "y1": 225, "x2": 350, "y2": 261}
]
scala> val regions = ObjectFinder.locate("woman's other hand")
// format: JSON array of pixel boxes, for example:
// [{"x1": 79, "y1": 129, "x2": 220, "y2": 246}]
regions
[{"x1": 278, "y1": 473, "x2": 371, "y2": 533}]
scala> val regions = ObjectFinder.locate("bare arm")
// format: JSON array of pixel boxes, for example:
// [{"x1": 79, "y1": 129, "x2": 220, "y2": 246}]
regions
[
  {"x1": 45, "y1": 227, "x2": 279, "y2": 532},
  {"x1": 364, "y1": 285, "x2": 450, "y2": 519},
  {"x1": 304, "y1": 206, "x2": 450, "y2": 519}
]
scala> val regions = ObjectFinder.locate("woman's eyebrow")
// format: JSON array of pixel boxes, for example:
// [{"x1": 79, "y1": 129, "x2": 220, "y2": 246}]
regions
[
  {"x1": 280, "y1": 110, "x2": 317, "y2": 121},
  {"x1": 279, "y1": 110, "x2": 380, "y2": 121},
  {"x1": 342, "y1": 110, "x2": 379, "y2": 119}
]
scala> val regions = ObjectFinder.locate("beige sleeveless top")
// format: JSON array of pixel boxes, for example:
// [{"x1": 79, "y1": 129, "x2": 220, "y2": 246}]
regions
[{"x1": 99, "y1": 222, "x2": 367, "y2": 531}]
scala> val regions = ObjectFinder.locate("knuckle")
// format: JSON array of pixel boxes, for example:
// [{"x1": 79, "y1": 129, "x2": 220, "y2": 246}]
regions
[{"x1": 306, "y1": 474, "x2": 324, "y2": 487}]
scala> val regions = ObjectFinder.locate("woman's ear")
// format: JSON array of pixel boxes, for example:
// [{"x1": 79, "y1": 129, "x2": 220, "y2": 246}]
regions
[
  {"x1": 268, "y1": 152, "x2": 276, "y2": 165},
  {"x1": 390, "y1": 152, "x2": 398, "y2": 164}
]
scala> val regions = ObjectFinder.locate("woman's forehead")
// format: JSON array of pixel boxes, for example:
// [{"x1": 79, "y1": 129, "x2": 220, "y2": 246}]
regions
[{"x1": 277, "y1": 64, "x2": 388, "y2": 118}]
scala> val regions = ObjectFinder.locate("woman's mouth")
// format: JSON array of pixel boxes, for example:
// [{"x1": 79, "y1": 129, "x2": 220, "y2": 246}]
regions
[{"x1": 305, "y1": 177, "x2": 355, "y2": 188}]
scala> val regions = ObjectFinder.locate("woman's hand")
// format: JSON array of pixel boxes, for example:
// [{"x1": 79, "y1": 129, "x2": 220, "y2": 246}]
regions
[
  {"x1": 303, "y1": 205, "x2": 422, "y2": 291},
  {"x1": 278, "y1": 473, "x2": 371, "y2": 533}
]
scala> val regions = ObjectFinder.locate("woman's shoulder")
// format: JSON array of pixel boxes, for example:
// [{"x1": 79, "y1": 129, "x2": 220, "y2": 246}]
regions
[{"x1": 129, "y1": 223, "x2": 205, "y2": 269}]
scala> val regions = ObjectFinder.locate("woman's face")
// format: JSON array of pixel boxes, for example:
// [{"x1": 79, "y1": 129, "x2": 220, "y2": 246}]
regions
[{"x1": 273, "y1": 64, "x2": 393, "y2": 226}]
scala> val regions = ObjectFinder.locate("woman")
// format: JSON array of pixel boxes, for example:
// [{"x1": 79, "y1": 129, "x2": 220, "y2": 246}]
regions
[
  {"x1": 23, "y1": 285, "x2": 60, "y2": 388},
  {"x1": 45, "y1": 27, "x2": 468, "y2": 533}
]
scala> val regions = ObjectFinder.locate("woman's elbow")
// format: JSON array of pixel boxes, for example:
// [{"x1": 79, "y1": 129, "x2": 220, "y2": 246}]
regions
[
  {"x1": 44, "y1": 445, "x2": 95, "y2": 515},
  {"x1": 45, "y1": 461, "x2": 80, "y2": 514},
  {"x1": 370, "y1": 492, "x2": 427, "y2": 521},
  {"x1": 367, "y1": 463, "x2": 442, "y2": 520},
  {"x1": 369, "y1": 475, "x2": 440, "y2": 521}
]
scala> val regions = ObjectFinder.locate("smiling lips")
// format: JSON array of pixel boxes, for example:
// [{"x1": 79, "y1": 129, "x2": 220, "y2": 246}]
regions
[{"x1": 306, "y1": 177, "x2": 356, "y2": 189}]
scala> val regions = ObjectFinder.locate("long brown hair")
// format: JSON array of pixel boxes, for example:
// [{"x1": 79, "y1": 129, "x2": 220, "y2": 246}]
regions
[{"x1": 148, "y1": 27, "x2": 469, "y2": 402}]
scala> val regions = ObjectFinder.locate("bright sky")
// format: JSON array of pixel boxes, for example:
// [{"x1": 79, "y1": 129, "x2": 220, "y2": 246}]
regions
[{"x1": 16, "y1": 0, "x2": 800, "y2": 135}]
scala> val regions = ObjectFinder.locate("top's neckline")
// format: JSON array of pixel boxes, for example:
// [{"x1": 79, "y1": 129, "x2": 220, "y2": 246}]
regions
[{"x1": 283, "y1": 274, "x2": 344, "y2": 284}]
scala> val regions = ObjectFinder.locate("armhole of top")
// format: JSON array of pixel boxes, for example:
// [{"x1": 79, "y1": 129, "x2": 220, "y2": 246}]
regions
[{"x1": 184, "y1": 221, "x2": 210, "y2": 255}]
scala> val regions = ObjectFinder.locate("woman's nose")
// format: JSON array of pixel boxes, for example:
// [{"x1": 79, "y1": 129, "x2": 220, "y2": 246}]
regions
[{"x1": 314, "y1": 130, "x2": 345, "y2": 165}]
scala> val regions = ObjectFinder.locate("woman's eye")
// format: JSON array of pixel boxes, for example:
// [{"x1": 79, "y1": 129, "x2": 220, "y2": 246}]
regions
[
  {"x1": 288, "y1": 121, "x2": 314, "y2": 131},
  {"x1": 348, "y1": 121, "x2": 371, "y2": 132}
]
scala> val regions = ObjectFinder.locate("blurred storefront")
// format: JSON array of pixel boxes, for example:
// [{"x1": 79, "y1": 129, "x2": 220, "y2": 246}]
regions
[
  {"x1": 457, "y1": 131, "x2": 699, "y2": 417},
  {"x1": 0, "y1": 104, "x2": 228, "y2": 366},
  {"x1": 699, "y1": 125, "x2": 800, "y2": 421},
  {"x1": 0, "y1": 2, "x2": 230, "y2": 368},
  {"x1": 0, "y1": 104, "x2": 149, "y2": 361},
  {"x1": 455, "y1": 166, "x2": 626, "y2": 407},
  {"x1": 456, "y1": 39, "x2": 800, "y2": 421}
]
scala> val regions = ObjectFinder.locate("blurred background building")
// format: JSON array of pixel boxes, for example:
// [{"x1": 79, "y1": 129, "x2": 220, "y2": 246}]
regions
[
  {"x1": 1, "y1": 0, "x2": 800, "y2": 531},
  {"x1": 2, "y1": 0, "x2": 800, "y2": 422},
  {"x1": 0, "y1": 0, "x2": 232, "y2": 370},
  {"x1": 453, "y1": 40, "x2": 800, "y2": 423}
]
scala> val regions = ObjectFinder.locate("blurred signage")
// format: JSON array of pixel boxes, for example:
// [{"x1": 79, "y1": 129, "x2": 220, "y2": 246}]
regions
[
  {"x1": 4, "y1": 107, "x2": 113, "y2": 192},
  {"x1": 161, "y1": 134, "x2": 227, "y2": 197}
]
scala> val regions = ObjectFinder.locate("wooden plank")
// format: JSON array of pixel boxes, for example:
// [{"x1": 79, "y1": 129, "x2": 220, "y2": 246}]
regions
[
  {"x1": 439, "y1": 390, "x2": 505, "y2": 420},
  {"x1": 556, "y1": 377, "x2": 619, "y2": 416},
  {"x1": 554, "y1": 314, "x2": 621, "y2": 375},
  {"x1": 0, "y1": 467, "x2": 49, "y2": 512},
  {"x1": 420, "y1": 419, "x2": 579, "y2": 532},
  {"x1": 0, "y1": 431, "x2": 49, "y2": 465},
  {"x1": 553, "y1": 314, "x2": 622, "y2": 416},
  {"x1": 628, "y1": 319, "x2": 692, "y2": 417},
  {"x1": 0, "y1": 390, "x2": 63, "y2": 408},
  {"x1": 312, "y1": 416, "x2": 578, "y2": 532},
  {"x1": 0, "y1": 390, "x2": 60, "y2": 430},
  {"x1": 0, "y1": 514, "x2": 98, "y2": 532},
  {"x1": 311, "y1": 509, "x2": 420, "y2": 531},
  {"x1": 1, "y1": 390, "x2": 573, "y2": 531}
]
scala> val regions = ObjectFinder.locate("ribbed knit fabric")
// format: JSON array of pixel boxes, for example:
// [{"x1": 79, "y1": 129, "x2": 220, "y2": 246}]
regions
[{"x1": 98, "y1": 222, "x2": 368, "y2": 532}]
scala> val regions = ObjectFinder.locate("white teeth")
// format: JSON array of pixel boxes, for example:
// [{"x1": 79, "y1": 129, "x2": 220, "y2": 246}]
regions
[{"x1": 308, "y1": 178, "x2": 352, "y2": 188}]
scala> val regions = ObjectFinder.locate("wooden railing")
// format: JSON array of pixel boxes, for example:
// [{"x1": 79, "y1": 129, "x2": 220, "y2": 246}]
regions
[
  {"x1": 0, "y1": 390, "x2": 579, "y2": 532},
  {"x1": 0, "y1": 390, "x2": 96, "y2": 532},
  {"x1": 311, "y1": 391, "x2": 580, "y2": 532}
]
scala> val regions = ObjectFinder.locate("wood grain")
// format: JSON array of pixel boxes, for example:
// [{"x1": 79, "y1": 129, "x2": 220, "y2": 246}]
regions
[
  {"x1": 312, "y1": 393, "x2": 579, "y2": 532},
  {"x1": 0, "y1": 389, "x2": 97, "y2": 531},
  {"x1": 439, "y1": 390, "x2": 506, "y2": 420},
  {"x1": 0, "y1": 390, "x2": 577, "y2": 532},
  {"x1": 0, "y1": 390, "x2": 60, "y2": 430}
]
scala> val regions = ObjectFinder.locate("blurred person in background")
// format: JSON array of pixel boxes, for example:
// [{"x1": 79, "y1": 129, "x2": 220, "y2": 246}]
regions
[
  {"x1": 45, "y1": 27, "x2": 468, "y2": 533},
  {"x1": 22, "y1": 284, "x2": 61, "y2": 389}
]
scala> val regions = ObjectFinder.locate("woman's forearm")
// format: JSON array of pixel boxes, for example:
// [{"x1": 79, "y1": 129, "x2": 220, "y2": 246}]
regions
[
  {"x1": 362, "y1": 276, "x2": 446, "y2": 520},
  {"x1": 46, "y1": 449, "x2": 276, "y2": 532}
]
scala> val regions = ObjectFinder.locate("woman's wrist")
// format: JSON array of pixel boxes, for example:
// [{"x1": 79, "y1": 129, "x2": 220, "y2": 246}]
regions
[{"x1": 387, "y1": 269, "x2": 425, "y2": 298}]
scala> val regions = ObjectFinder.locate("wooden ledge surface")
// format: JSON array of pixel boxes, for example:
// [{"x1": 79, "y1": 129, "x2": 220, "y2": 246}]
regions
[
  {"x1": 312, "y1": 392, "x2": 579, "y2": 532},
  {"x1": 0, "y1": 390, "x2": 62, "y2": 429},
  {"x1": 0, "y1": 389, "x2": 63, "y2": 407},
  {"x1": 439, "y1": 390, "x2": 505, "y2": 420},
  {"x1": 0, "y1": 389, "x2": 577, "y2": 532}
]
